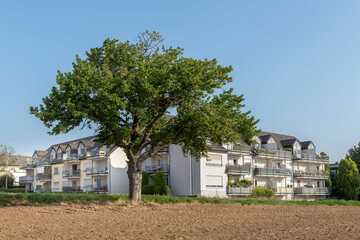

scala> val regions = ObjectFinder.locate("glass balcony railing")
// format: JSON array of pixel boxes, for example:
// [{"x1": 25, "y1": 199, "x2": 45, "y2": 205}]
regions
[
  {"x1": 254, "y1": 167, "x2": 291, "y2": 176},
  {"x1": 294, "y1": 187, "x2": 329, "y2": 195},
  {"x1": 226, "y1": 164, "x2": 251, "y2": 174}
]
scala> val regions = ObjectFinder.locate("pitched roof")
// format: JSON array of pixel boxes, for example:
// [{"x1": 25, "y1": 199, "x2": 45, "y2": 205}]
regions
[{"x1": 258, "y1": 131, "x2": 299, "y2": 149}]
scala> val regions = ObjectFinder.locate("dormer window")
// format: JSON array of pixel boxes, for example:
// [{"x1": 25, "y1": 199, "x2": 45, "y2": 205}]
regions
[
  {"x1": 50, "y1": 149, "x2": 56, "y2": 161},
  {"x1": 57, "y1": 148, "x2": 63, "y2": 160},
  {"x1": 65, "y1": 146, "x2": 71, "y2": 160},
  {"x1": 78, "y1": 143, "x2": 86, "y2": 157}
]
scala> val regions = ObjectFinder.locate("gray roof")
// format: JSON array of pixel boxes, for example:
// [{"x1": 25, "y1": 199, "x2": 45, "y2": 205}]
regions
[{"x1": 258, "y1": 131, "x2": 298, "y2": 149}]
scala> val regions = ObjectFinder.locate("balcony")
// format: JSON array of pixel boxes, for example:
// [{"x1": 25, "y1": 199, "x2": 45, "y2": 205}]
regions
[
  {"x1": 293, "y1": 171, "x2": 327, "y2": 179},
  {"x1": 254, "y1": 149, "x2": 292, "y2": 161},
  {"x1": 86, "y1": 168, "x2": 109, "y2": 176},
  {"x1": 19, "y1": 176, "x2": 34, "y2": 184},
  {"x1": 63, "y1": 154, "x2": 80, "y2": 163},
  {"x1": 62, "y1": 186, "x2": 81, "y2": 192},
  {"x1": 294, "y1": 187, "x2": 329, "y2": 195},
  {"x1": 144, "y1": 164, "x2": 169, "y2": 173},
  {"x1": 36, "y1": 173, "x2": 51, "y2": 181},
  {"x1": 226, "y1": 164, "x2": 251, "y2": 175},
  {"x1": 294, "y1": 152, "x2": 329, "y2": 163},
  {"x1": 227, "y1": 186, "x2": 252, "y2": 195},
  {"x1": 62, "y1": 170, "x2": 81, "y2": 178},
  {"x1": 254, "y1": 167, "x2": 291, "y2": 177},
  {"x1": 93, "y1": 186, "x2": 108, "y2": 192}
]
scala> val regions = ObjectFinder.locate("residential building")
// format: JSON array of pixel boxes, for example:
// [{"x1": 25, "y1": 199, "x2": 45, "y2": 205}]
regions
[
  {"x1": 0, "y1": 155, "x2": 31, "y2": 186},
  {"x1": 25, "y1": 131, "x2": 329, "y2": 200}
]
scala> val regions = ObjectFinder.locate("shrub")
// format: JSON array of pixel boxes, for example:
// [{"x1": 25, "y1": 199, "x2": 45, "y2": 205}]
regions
[
  {"x1": 251, "y1": 186, "x2": 274, "y2": 198},
  {"x1": 141, "y1": 171, "x2": 171, "y2": 195}
]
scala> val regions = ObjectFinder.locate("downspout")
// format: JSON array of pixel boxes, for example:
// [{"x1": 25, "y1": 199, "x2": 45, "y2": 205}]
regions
[{"x1": 189, "y1": 152, "x2": 192, "y2": 195}]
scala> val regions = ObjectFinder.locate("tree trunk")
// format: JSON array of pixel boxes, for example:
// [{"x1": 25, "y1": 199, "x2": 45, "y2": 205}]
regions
[{"x1": 127, "y1": 161, "x2": 143, "y2": 203}]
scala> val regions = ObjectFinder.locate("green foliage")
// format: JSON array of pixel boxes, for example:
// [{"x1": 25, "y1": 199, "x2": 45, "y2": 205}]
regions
[
  {"x1": 153, "y1": 172, "x2": 171, "y2": 195},
  {"x1": 324, "y1": 163, "x2": 332, "y2": 188},
  {"x1": 347, "y1": 142, "x2": 360, "y2": 172},
  {"x1": 228, "y1": 179, "x2": 252, "y2": 187},
  {"x1": 334, "y1": 157, "x2": 360, "y2": 200},
  {"x1": 238, "y1": 179, "x2": 252, "y2": 187},
  {"x1": 30, "y1": 31, "x2": 258, "y2": 164},
  {"x1": 0, "y1": 174, "x2": 15, "y2": 188},
  {"x1": 142, "y1": 171, "x2": 150, "y2": 186},
  {"x1": 251, "y1": 186, "x2": 274, "y2": 198},
  {"x1": 0, "y1": 192, "x2": 360, "y2": 207},
  {"x1": 142, "y1": 171, "x2": 171, "y2": 195}
]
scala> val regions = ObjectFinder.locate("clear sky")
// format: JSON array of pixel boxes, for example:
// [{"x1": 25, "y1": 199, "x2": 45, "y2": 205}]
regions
[{"x1": 0, "y1": 1, "x2": 359, "y2": 162}]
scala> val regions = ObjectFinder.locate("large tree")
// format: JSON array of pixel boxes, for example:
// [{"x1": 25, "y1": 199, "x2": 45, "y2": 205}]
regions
[
  {"x1": 334, "y1": 157, "x2": 360, "y2": 200},
  {"x1": 347, "y1": 142, "x2": 360, "y2": 171},
  {"x1": 30, "y1": 31, "x2": 258, "y2": 202}
]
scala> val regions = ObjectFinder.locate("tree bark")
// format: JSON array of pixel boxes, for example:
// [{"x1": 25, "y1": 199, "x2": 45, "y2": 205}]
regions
[{"x1": 127, "y1": 161, "x2": 143, "y2": 203}]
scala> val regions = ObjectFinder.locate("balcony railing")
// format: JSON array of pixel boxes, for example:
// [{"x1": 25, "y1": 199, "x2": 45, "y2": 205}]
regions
[
  {"x1": 62, "y1": 170, "x2": 81, "y2": 178},
  {"x1": 294, "y1": 187, "x2": 329, "y2": 195},
  {"x1": 93, "y1": 186, "x2": 108, "y2": 192},
  {"x1": 144, "y1": 164, "x2": 169, "y2": 173},
  {"x1": 254, "y1": 149, "x2": 292, "y2": 160},
  {"x1": 36, "y1": 173, "x2": 51, "y2": 181},
  {"x1": 86, "y1": 168, "x2": 109, "y2": 175},
  {"x1": 226, "y1": 164, "x2": 251, "y2": 174},
  {"x1": 293, "y1": 171, "x2": 327, "y2": 179},
  {"x1": 62, "y1": 186, "x2": 81, "y2": 192},
  {"x1": 254, "y1": 167, "x2": 291, "y2": 177},
  {"x1": 227, "y1": 186, "x2": 252, "y2": 195},
  {"x1": 19, "y1": 176, "x2": 34, "y2": 183}
]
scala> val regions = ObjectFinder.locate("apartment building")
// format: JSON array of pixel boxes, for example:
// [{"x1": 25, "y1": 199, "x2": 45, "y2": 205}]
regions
[
  {"x1": 170, "y1": 132, "x2": 329, "y2": 200},
  {"x1": 0, "y1": 155, "x2": 31, "y2": 186},
  {"x1": 25, "y1": 131, "x2": 329, "y2": 200}
]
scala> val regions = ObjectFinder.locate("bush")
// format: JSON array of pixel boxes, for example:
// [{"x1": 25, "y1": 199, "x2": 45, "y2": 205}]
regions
[
  {"x1": 238, "y1": 179, "x2": 252, "y2": 187},
  {"x1": 334, "y1": 157, "x2": 360, "y2": 200},
  {"x1": 251, "y1": 186, "x2": 274, "y2": 198},
  {"x1": 0, "y1": 174, "x2": 15, "y2": 188},
  {"x1": 141, "y1": 171, "x2": 171, "y2": 195}
]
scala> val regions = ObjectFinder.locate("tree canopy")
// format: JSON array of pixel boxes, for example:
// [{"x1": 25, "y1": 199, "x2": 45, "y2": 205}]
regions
[
  {"x1": 334, "y1": 157, "x2": 360, "y2": 200},
  {"x1": 347, "y1": 142, "x2": 360, "y2": 171},
  {"x1": 30, "y1": 31, "x2": 258, "y2": 201}
]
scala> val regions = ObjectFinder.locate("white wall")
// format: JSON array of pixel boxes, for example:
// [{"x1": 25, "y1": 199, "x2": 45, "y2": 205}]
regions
[
  {"x1": 199, "y1": 151, "x2": 228, "y2": 197},
  {"x1": 169, "y1": 144, "x2": 193, "y2": 196},
  {"x1": 109, "y1": 148, "x2": 129, "y2": 194}
]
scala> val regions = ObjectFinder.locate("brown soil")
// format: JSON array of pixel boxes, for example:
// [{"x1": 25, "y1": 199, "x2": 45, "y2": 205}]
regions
[{"x1": 0, "y1": 203, "x2": 359, "y2": 240}]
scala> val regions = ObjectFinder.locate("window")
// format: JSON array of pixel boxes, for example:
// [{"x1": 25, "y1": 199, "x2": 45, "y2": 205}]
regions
[
  {"x1": 233, "y1": 159, "x2": 238, "y2": 165},
  {"x1": 206, "y1": 154, "x2": 223, "y2": 166},
  {"x1": 54, "y1": 167, "x2": 59, "y2": 175},
  {"x1": 57, "y1": 148, "x2": 62, "y2": 160},
  {"x1": 50, "y1": 149, "x2": 56, "y2": 161},
  {"x1": 205, "y1": 175, "x2": 223, "y2": 188},
  {"x1": 78, "y1": 143, "x2": 86, "y2": 157},
  {"x1": 65, "y1": 146, "x2": 71, "y2": 160},
  {"x1": 317, "y1": 181, "x2": 320, "y2": 188}
]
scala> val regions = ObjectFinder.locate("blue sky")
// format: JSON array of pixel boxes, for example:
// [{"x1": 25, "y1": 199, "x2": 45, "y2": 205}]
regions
[{"x1": 0, "y1": 1, "x2": 359, "y2": 162}]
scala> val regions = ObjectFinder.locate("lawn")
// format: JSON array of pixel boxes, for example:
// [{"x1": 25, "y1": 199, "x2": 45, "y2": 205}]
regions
[{"x1": 0, "y1": 192, "x2": 359, "y2": 206}]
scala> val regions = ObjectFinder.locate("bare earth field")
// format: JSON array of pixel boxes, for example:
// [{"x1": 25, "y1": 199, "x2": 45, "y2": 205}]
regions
[{"x1": 0, "y1": 204, "x2": 359, "y2": 240}]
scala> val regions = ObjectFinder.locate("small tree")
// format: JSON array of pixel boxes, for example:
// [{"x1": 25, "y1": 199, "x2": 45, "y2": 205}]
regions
[
  {"x1": 0, "y1": 174, "x2": 14, "y2": 188},
  {"x1": 30, "y1": 31, "x2": 258, "y2": 202},
  {"x1": 334, "y1": 157, "x2": 360, "y2": 200}
]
